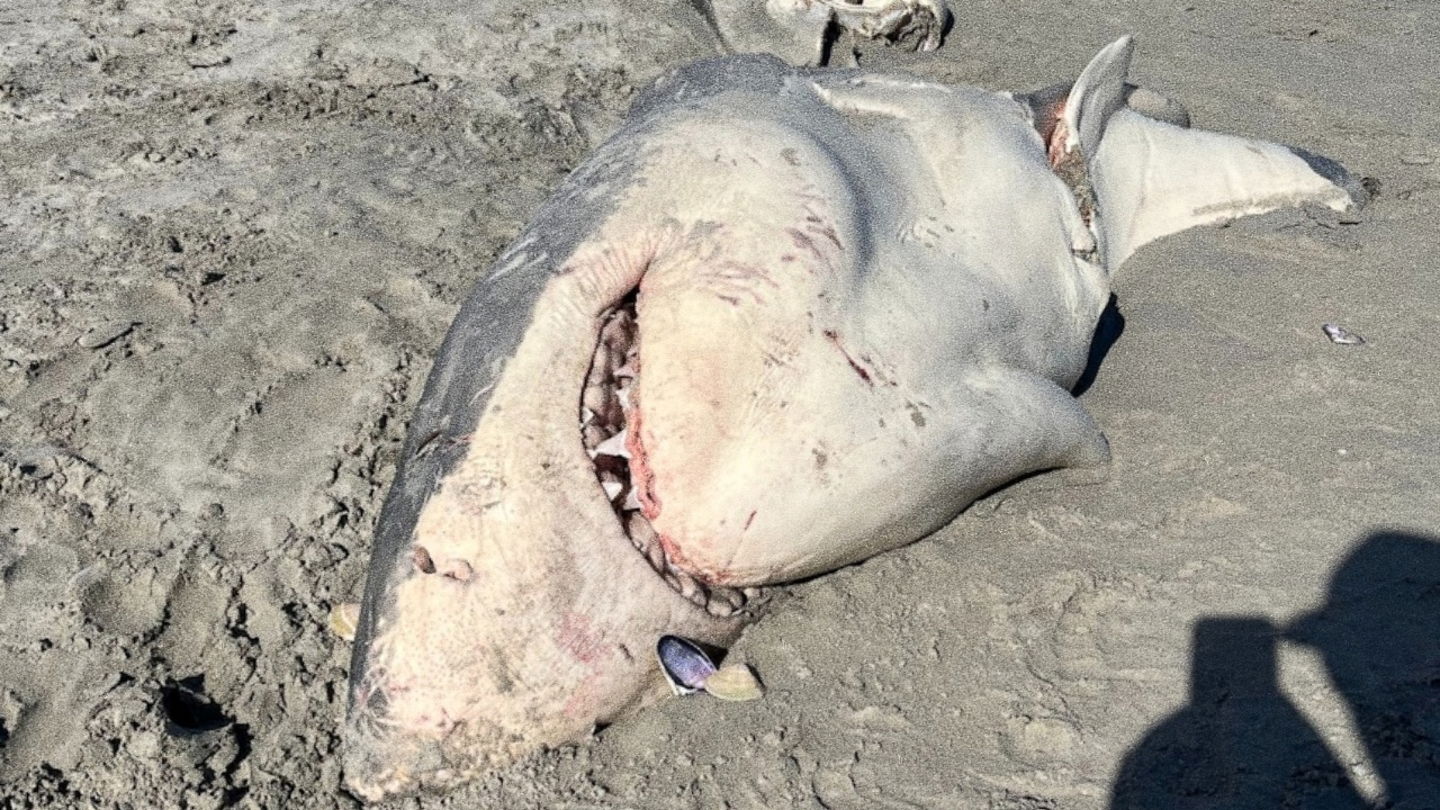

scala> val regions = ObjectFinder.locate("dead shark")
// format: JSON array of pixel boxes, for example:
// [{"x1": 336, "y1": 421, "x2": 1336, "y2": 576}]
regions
[{"x1": 340, "y1": 37, "x2": 1364, "y2": 800}]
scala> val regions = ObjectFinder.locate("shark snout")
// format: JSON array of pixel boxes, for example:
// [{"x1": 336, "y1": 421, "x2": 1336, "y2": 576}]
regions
[{"x1": 341, "y1": 709, "x2": 466, "y2": 802}]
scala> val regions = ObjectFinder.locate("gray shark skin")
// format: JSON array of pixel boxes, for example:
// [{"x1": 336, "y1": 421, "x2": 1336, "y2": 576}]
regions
[{"x1": 342, "y1": 38, "x2": 1362, "y2": 801}]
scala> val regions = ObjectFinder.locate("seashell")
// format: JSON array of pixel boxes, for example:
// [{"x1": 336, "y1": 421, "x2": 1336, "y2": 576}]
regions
[
  {"x1": 329, "y1": 602, "x2": 361, "y2": 642},
  {"x1": 656, "y1": 636, "x2": 766, "y2": 701},
  {"x1": 1322, "y1": 323, "x2": 1365, "y2": 345},
  {"x1": 702, "y1": 662, "x2": 765, "y2": 702},
  {"x1": 656, "y1": 634, "x2": 716, "y2": 695}
]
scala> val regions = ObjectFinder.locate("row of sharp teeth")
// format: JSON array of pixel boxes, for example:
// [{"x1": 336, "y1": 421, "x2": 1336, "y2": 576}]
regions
[{"x1": 583, "y1": 300, "x2": 761, "y2": 619}]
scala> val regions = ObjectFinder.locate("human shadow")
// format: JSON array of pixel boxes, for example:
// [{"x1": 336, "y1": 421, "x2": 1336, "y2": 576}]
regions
[
  {"x1": 1288, "y1": 531, "x2": 1440, "y2": 809},
  {"x1": 1110, "y1": 616, "x2": 1368, "y2": 809},
  {"x1": 1110, "y1": 530, "x2": 1440, "y2": 809}
]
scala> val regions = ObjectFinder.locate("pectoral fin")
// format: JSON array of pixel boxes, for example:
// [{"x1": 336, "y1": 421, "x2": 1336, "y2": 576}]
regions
[{"x1": 959, "y1": 365, "x2": 1112, "y2": 478}]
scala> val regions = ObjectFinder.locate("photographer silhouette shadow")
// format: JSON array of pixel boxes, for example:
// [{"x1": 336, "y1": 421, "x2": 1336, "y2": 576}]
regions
[{"x1": 1110, "y1": 531, "x2": 1440, "y2": 810}]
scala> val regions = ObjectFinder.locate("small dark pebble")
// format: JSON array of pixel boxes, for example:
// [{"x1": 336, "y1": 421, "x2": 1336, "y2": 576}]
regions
[{"x1": 76, "y1": 321, "x2": 137, "y2": 349}]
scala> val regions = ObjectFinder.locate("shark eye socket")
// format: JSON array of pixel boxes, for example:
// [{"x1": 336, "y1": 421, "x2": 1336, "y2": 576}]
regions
[{"x1": 410, "y1": 545, "x2": 436, "y2": 574}]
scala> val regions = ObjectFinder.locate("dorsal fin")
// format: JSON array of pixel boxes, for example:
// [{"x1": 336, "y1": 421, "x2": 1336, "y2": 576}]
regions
[
  {"x1": 1056, "y1": 36, "x2": 1134, "y2": 163},
  {"x1": 1018, "y1": 78, "x2": 1189, "y2": 165}
]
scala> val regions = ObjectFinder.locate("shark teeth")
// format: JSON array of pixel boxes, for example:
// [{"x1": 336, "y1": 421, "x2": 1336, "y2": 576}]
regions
[
  {"x1": 581, "y1": 294, "x2": 765, "y2": 620},
  {"x1": 594, "y1": 428, "x2": 630, "y2": 459}
]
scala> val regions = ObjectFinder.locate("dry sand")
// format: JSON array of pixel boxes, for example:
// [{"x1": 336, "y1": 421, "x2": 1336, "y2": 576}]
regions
[{"x1": 1, "y1": 1, "x2": 1437, "y2": 808}]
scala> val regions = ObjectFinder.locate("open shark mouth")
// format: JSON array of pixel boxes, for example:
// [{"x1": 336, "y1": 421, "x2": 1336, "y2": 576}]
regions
[{"x1": 581, "y1": 291, "x2": 762, "y2": 618}]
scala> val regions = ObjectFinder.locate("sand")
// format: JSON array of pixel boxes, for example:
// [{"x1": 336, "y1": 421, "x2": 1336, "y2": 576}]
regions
[{"x1": 1, "y1": 1, "x2": 1436, "y2": 808}]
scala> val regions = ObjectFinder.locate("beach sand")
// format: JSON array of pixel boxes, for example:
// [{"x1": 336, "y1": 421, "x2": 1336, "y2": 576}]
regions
[{"x1": 1, "y1": 1, "x2": 1436, "y2": 807}]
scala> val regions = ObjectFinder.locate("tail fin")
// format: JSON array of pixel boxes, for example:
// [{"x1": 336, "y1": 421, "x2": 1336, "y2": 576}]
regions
[{"x1": 1090, "y1": 109, "x2": 1366, "y2": 267}]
